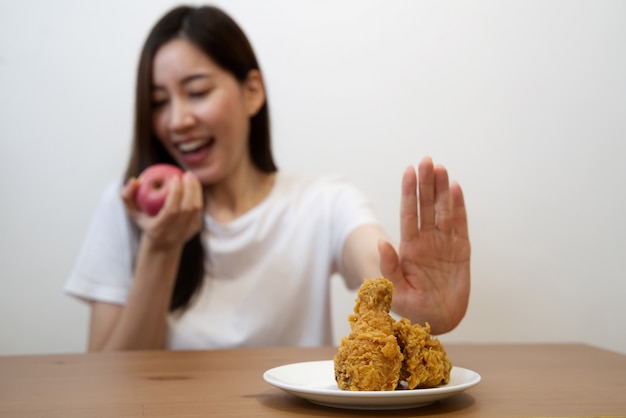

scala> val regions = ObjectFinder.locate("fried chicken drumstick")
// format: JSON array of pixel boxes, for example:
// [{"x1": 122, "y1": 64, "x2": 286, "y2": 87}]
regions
[
  {"x1": 394, "y1": 318, "x2": 452, "y2": 388},
  {"x1": 334, "y1": 277, "x2": 452, "y2": 391},
  {"x1": 334, "y1": 277, "x2": 403, "y2": 391}
]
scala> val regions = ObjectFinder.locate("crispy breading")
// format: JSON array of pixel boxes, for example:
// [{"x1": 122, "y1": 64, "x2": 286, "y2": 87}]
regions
[
  {"x1": 394, "y1": 318, "x2": 451, "y2": 389},
  {"x1": 334, "y1": 278, "x2": 403, "y2": 391},
  {"x1": 334, "y1": 277, "x2": 452, "y2": 391}
]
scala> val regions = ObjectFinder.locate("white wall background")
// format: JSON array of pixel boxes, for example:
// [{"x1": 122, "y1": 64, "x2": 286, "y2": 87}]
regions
[{"x1": 1, "y1": 0, "x2": 625, "y2": 355}]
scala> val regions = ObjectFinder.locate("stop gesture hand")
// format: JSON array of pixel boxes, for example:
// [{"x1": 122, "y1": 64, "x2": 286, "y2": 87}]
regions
[{"x1": 378, "y1": 157, "x2": 471, "y2": 334}]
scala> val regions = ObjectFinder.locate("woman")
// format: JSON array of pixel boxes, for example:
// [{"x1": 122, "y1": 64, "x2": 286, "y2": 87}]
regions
[{"x1": 65, "y1": 5, "x2": 470, "y2": 351}]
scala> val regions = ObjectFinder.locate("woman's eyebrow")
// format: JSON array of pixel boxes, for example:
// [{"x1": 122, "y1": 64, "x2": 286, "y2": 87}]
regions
[
  {"x1": 152, "y1": 73, "x2": 215, "y2": 90},
  {"x1": 181, "y1": 73, "x2": 214, "y2": 85}
]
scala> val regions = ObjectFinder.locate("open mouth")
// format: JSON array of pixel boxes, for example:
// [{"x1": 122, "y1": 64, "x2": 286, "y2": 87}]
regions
[{"x1": 177, "y1": 138, "x2": 215, "y2": 154}]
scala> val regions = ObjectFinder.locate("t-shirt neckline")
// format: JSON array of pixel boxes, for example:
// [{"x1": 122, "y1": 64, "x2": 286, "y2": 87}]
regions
[{"x1": 203, "y1": 172, "x2": 283, "y2": 233}]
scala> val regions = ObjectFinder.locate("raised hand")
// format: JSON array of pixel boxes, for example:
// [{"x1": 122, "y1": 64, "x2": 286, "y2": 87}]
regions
[{"x1": 378, "y1": 157, "x2": 471, "y2": 334}]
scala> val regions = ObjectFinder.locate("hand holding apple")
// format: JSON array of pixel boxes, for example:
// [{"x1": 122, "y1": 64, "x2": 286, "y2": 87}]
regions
[{"x1": 135, "y1": 164, "x2": 184, "y2": 216}]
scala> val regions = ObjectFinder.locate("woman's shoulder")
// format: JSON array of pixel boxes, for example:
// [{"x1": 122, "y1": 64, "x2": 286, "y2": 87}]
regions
[
  {"x1": 89, "y1": 181, "x2": 128, "y2": 223},
  {"x1": 95, "y1": 181, "x2": 124, "y2": 207}
]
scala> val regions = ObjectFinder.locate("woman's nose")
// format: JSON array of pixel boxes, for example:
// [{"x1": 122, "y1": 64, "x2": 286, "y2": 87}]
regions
[{"x1": 169, "y1": 100, "x2": 195, "y2": 131}]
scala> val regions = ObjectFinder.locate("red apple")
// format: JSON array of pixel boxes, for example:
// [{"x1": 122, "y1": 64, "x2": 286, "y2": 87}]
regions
[{"x1": 135, "y1": 164, "x2": 184, "y2": 216}]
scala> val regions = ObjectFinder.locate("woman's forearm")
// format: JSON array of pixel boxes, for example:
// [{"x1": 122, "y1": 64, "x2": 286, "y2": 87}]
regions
[{"x1": 89, "y1": 237, "x2": 182, "y2": 351}]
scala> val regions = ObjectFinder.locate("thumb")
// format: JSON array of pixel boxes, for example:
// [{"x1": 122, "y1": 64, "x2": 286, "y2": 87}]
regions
[
  {"x1": 378, "y1": 239, "x2": 401, "y2": 281},
  {"x1": 120, "y1": 178, "x2": 141, "y2": 216}
]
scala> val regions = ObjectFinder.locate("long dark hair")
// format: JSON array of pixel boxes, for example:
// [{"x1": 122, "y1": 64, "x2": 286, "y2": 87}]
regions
[{"x1": 124, "y1": 5, "x2": 277, "y2": 312}]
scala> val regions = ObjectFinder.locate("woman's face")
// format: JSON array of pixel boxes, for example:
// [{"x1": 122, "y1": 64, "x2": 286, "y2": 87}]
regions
[{"x1": 151, "y1": 38, "x2": 263, "y2": 185}]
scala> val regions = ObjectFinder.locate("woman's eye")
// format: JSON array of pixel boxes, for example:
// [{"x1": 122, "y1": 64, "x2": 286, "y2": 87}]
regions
[
  {"x1": 189, "y1": 90, "x2": 210, "y2": 99},
  {"x1": 152, "y1": 98, "x2": 168, "y2": 109}
]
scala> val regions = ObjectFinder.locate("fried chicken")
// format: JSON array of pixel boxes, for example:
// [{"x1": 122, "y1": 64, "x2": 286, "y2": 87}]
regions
[
  {"x1": 334, "y1": 277, "x2": 403, "y2": 391},
  {"x1": 394, "y1": 318, "x2": 452, "y2": 388},
  {"x1": 334, "y1": 277, "x2": 452, "y2": 391}
]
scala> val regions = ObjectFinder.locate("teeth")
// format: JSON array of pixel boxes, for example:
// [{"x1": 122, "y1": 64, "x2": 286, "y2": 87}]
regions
[{"x1": 178, "y1": 139, "x2": 208, "y2": 153}]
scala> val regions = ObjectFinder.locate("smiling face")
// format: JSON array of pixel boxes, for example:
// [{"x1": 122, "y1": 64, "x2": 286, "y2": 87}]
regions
[{"x1": 151, "y1": 38, "x2": 265, "y2": 186}]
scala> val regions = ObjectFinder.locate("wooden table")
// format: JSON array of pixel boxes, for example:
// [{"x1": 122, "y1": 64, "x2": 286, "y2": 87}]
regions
[{"x1": 0, "y1": 344, "x2": 624, "y2": 417}]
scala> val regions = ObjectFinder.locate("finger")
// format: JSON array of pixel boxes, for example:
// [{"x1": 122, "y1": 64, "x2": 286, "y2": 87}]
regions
[
  {"x1": 161, "y1": 176, "x2": 183, "y2": 215},
  {"x1": 418, "y1": 156, "x2": 436, "y2": 231},
  {"x1": 400, "y1": 165, "x2": 419, "y2": 242},
  {"x1": 179, "y1": 172, "x2": 204, "y2": 236},
  {"x1": 450, "y1": 181, "x2": 469, "y2": 239},
  {"x1": 180, "y1": 171, "x2": 202, "y2": 212},
  {"x1": 120, "y1": 178, "x2": 140, "y2": 213},
  {"x1": 434, "y1": 164, "x2": 453, "y2": 234}
]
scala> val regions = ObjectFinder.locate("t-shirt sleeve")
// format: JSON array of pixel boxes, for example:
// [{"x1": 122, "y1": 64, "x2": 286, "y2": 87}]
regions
[
  {"x1": 64, "y1": 182, "x2": 136, "y2": 305},
  {"x1": 326, "y1": 176, "x2": 381, "y2": 284}
]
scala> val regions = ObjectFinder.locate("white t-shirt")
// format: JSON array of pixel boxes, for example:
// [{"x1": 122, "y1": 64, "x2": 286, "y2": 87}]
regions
[{"x1": 65, "y1": 172, "x2": 380, "y2": 349}]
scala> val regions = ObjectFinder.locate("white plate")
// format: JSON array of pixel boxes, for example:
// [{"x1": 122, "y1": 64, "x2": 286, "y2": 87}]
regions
[{"x1": 263, "y1": 360, "x2": 481, "y2": 410}]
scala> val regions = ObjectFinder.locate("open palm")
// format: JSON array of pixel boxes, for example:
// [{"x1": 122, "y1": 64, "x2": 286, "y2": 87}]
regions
[{"x1": 379, "y1": 157, "x2": 471, "y2": 334}]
